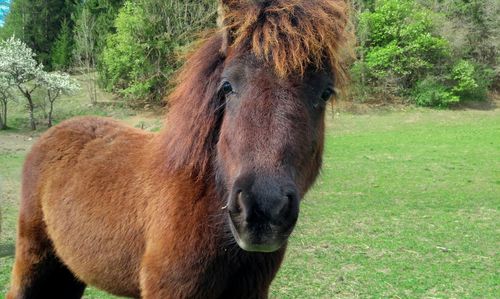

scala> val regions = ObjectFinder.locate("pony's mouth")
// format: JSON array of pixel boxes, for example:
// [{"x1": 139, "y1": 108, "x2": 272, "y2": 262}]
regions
[
  {"x1": 223, "y1": 173, "x2": 299, "y2": 252},
  {"x1": 227, "y1": 212, "x2": 288, "y2": 253}
]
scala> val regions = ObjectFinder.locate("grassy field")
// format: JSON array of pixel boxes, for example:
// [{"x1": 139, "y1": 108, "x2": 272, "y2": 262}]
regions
[{"x1": 1, "y1": 92, "x2": 499, "y2": 297}]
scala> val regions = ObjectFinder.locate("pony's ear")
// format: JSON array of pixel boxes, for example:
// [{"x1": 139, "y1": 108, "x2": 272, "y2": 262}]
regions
[
  {"x1": 217, "y1": 1, "x2": 228, "y2": 28},
  {"x1": 217, "y1": 1, "x2": 233, "y2": 55}
]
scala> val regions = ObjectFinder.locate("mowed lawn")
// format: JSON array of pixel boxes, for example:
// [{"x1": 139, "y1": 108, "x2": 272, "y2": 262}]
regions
[{"x1": 1, "y1": 106, "x2": 499, "y2": 298}]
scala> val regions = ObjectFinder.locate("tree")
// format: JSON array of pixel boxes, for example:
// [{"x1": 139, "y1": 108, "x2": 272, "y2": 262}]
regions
[
  {"x1": 73, "y1": 0, "x2": 125, "y2": 56},
  {"x1": 0, "y1": 73, "x2": 16, "y2": 130},
  {"x1": 351, "y1": 0, "x2": 372, "y2": 101},
  {"x1": 0, "y1": 36, "x2": 45, "y2": 130},
  {"x1": 39, "y1": 71, "x2": 79, "y2": 127},
  {"x1": 99, "y1": 1, "x2": 150, "y2": 100},
  {"x1": 51, "y1": 19, "x2": 73, "y2": 70}
]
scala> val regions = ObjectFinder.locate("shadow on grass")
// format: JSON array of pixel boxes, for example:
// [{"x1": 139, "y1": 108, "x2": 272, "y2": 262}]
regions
[
  {"x1": 452, "y1": 98, "x2": 498, "y2": 111},
  {"x1": 0, "y1": 243, "x2": 15, "y2": 258}
]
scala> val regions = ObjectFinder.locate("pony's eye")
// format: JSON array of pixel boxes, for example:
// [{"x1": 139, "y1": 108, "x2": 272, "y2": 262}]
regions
[
  {"x1": 321, "y1": 87, "x2": 335, "y2": 101},
  {"x1": 221, "y1": 81, "x2": 233, "y2": 95}
]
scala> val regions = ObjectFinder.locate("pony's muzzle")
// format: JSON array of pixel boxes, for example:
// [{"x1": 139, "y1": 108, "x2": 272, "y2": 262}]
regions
[{"x1": 227, "y1": 173, "x2": 299, "y2": 252}]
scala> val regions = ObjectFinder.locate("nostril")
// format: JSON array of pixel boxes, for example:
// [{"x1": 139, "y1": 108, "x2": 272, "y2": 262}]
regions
[
  {"x1": 276, "y1": 193, "x2": 294, "y2": 218},
  {"x1": 236, "y1": 191, "x2": 244, "y2": 213},
  {"x1": 286, "y1": 192, "x2": 297, "y2": 202},
  {"x1": 228, "y1": 190, "x2": 243, "y2": 215}
]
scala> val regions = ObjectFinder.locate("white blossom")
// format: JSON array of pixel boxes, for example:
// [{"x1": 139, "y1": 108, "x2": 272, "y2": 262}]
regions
[
  {"x1": 39, "y1": 71, "x2": 80, "y2": 99},
  {"x1": 0, "y1": 36, "x2": 45, "y2": 85}
]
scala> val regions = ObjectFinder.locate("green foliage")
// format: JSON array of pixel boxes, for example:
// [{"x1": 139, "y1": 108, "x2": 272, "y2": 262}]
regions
[
  {"x1": 100, "y1": 2, "x2": 151, "y2": 99},
  {"x1": 450, "y1": 60, "x2": 478, "y2": 100},
  {"x1": 356, "y1": 0, "x2": 450, "y2": 89},
  {"x1": 411, "y1": 58, "x2": 495, "y2": 107},
  {"x1": 450, "y1": 60, "x2": 493, "y2": 101},
  {"x1": 50, "y1": 19, "x2": 73, "y2": 71},
  {"x1": 413, "y1": 77, "x2": 458, "y2": 108},
  {"x1": 99, "y1": 0, "x2": 217, "y2": 103},
  {"x1": 412, "y1": 60, "x2": 493, "y2": 107}
]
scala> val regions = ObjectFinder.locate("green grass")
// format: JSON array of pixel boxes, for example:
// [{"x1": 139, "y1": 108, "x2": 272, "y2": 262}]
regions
[
  {"x1": 271, "y1": 109, "x2": 499, "y2": 298},
  {"x1": 1, "y1": 105, "x2": 499, "y2": 298}
]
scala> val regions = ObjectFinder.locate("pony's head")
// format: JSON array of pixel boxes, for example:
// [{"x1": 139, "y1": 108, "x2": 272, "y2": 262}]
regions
[
  {"x1": 214, "y1": 0, "x2": 351, "y2": 252},
  {"x1": 164, "y1": 0, "x2": 350, "y2": 253}
]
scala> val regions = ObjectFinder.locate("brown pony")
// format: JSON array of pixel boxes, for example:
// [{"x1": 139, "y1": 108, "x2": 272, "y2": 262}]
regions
[{"x1": 7, "y1": 1, "x2": 351, "y2": 298}]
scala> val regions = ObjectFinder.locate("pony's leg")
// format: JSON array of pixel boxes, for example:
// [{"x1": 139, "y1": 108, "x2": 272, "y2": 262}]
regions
[
  {"x1": 139, "y1": 248, "x2": 271, "y2": 299},
  {"x1": 139, "y1": 246, "x2": 202, "y2": 299},
  {"x1": 139, "y1": 253, "x2": 175, "y2": 299},
  {"x1": 7, "y1": 216, "x2": 86, "y2": 299}
]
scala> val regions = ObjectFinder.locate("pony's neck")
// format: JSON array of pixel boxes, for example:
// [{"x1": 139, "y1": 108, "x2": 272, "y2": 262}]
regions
[{"x1": 154, "y1": 35, "x2": 225, "y2": 181}]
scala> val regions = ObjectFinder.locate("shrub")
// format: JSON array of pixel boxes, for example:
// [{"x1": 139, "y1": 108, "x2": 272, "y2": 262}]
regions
[
  {"x1": 451, "y1": 60, "x2": 493, "y2": 101},
  {"x1": 99, "y1": 0, "x2": 217, "y2": 104},
  {"x1": 356, "y1": 0, "x2": 450, "y2": 92},
  {"x1": 413, "y1": 77, "x2": 458, "y2": 108}
]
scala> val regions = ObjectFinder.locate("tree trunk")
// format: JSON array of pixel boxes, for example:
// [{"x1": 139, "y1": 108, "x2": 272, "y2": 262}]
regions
[
  {"x1": 48, "y1": 100, "x2": 54, "y2": 128},
  {"x1": 87, "y1": 65, "x2": 97, "y2": 105},
  {"x1": 27, "y1": 94, "x2": 36, "y2": 130},
  {"x1": 17, "y1": 85, "x2": 37, "y2": 130},
  {"x1": 0, "y1": 99, "x2": 6, "y2": 130}
]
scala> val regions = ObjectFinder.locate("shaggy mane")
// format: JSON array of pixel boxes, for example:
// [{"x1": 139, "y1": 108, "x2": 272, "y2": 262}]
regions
[{"x1": 222, "y1": 0, "x2": 353, "y2": 88}]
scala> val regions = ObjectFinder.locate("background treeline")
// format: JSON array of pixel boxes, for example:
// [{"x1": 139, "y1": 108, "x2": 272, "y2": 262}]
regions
[
  {"x1": 351, "y1": 0, "x2": 498, "y2": 107},
  {"x1": 0, "y1": 0, "x2": 498, "y2": 107}
]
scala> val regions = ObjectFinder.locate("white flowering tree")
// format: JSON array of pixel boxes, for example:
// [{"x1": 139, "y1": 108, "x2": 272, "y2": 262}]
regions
[
  {"x1": 38, "y1": 72, "x2": 80, "y2": 127},
  {"x1": 0, "y1": 36, "x2": 45, "y2": 130}
]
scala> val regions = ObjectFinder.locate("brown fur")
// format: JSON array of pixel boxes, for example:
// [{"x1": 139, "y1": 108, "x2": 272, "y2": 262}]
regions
[{"x1": 7, "y1": 1, "x2": 350, "y2": 298}]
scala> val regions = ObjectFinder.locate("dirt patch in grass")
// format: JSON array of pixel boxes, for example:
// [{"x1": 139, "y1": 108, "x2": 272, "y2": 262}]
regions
[{"x1": 0, "y1": 132, "x2": 39, "y2": 154}]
